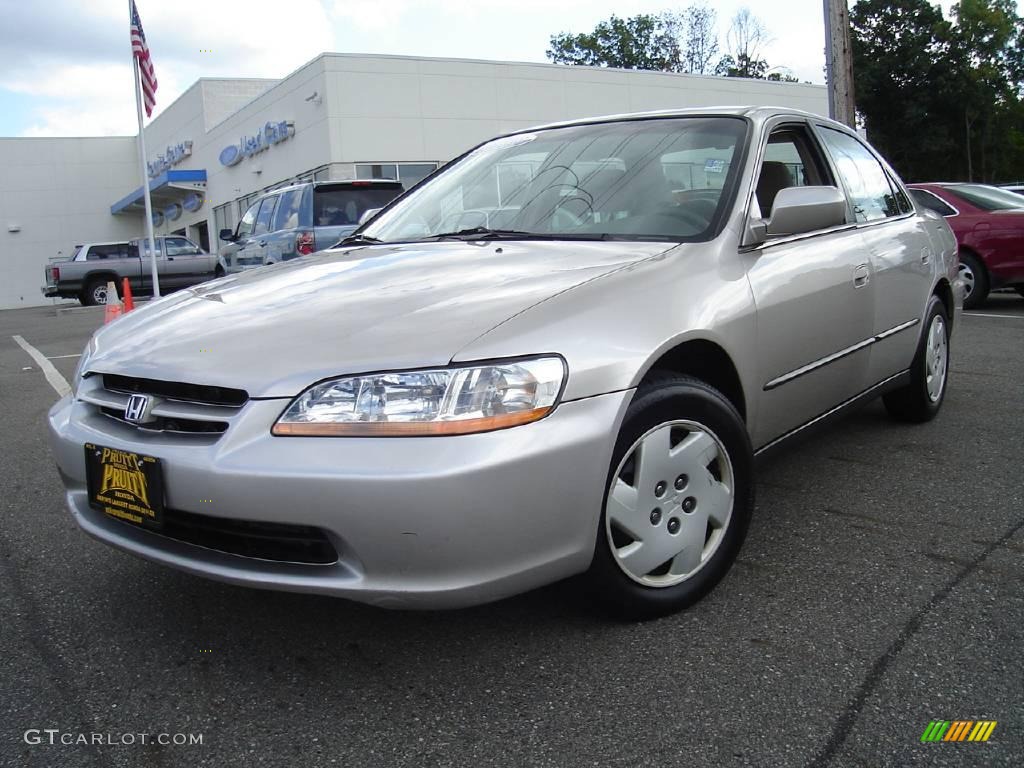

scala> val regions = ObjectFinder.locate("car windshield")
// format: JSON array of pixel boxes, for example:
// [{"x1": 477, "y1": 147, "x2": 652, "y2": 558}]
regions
[
  {"x1": 362, "y1": 117, "x2": 747, "y2": 243},
  {"x1": 946, "y1": 184, "x2": 1024, "y2": 211}
]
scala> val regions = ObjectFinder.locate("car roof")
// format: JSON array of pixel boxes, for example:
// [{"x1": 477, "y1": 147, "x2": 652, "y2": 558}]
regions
[
  {"x1": 261, "y1": 179, "x2": 403, "y2": 197},
  {"x1": 506, "y1": 105, "x2": 848, "y2": 136}
]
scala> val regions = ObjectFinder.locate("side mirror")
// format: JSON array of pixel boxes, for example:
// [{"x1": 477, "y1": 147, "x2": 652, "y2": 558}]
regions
[
  {"x1": 766, "y1": 186, "x2": 847, "y2": 237},
  {"x1": 358, "y1": 208, "x2": 382, "y2": 226},
  {"x1": 219, "y1": 228, "x2": 236, "y2": 242}
]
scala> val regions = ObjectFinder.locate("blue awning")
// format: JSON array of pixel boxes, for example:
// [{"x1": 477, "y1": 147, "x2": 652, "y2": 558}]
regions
[{"x1": 111, "y1": 169, "x2": 208, "y2": 215}]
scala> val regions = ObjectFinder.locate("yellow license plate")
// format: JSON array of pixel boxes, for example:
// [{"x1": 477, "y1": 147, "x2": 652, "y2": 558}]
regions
[{"x1": 84, "y1": 443, "x2": 165, "y2": 528}]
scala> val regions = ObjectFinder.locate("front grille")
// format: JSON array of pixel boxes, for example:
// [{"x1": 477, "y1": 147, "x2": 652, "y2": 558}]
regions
[
  {"x1": 141, "y1": 508, "x2": 338, "y2": 565},
  {"x1": 103, "y1": 374, "x2": 248, "y2": 407},
  {"x1": 99, "y1": 407, "x2": 228, "y2": 434}
]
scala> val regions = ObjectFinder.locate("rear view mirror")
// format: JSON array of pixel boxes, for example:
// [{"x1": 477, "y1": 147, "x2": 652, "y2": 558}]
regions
[
  {"x1": 358, "y1": 208, "x2": 382, "y2": 226},
  {"x1": 766, "y1": 186, "x2": 847, "y2": 237},
  {"x1": 219, "y1": 228, "x2": 236, "y2": 242}
]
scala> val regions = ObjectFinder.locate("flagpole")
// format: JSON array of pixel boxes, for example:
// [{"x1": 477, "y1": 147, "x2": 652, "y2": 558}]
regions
[{"x1": 131, "y1": 4, "x2": 160, "y2": 298}]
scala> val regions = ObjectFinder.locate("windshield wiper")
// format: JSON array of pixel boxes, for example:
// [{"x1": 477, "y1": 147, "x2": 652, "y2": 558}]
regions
[
  {"x1": 336, "y1": 233, "x2": 382, "y2": 247},
  {"x1": 424, "y1": 227, "x2": 609, "y2": 242}
]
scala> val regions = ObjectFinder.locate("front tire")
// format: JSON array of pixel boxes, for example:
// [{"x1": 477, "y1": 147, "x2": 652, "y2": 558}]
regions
[
  {"x1": 883, "y1": 296, "x2": 950, "y2": 422},
  {"x1": 589, "y1": 374, "x2": 754, "y2": 619},
  {"x1": 959, "y1": 251, "x2": 989, "y2": 309}
]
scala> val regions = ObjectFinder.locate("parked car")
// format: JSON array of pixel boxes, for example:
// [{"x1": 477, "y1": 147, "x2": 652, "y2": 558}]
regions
[
  {"x1": 218, "y1": 180, "x2": 404, "y2": 273},
  {"x1": 42, "y1": 236, "x2": 217, "y2": 306},
  {"x1": 908, "y1": 183, "x2": 1024, "y2": 307},
  {"x1": 49, "y1": 107, "x2": 959, "y2": 618}
]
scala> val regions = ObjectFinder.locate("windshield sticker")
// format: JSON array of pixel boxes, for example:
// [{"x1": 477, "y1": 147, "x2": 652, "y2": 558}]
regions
[{"x1": 704, "y1": 159, "x2": 726, "y2": 174}]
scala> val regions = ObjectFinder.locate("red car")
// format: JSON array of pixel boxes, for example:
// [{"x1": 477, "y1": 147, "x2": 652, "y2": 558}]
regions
[{"x1": 908, "y1": 183, "x2": 1024, "y2": 308}]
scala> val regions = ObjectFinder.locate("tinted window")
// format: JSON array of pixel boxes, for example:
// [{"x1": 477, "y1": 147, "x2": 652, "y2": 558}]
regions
[
  {"x1": 363, "y1": 117, "x2": 748, "y2": 243},
  {"x1": 165, "y1": 237, "x2": 201, "y2": 256},
  {"x1": 818, "y1": 128, "x2": 901, "y2": 222},
  {"x1": 910, "y1": 189, "x2": 956, "y2": 217},
  {"x1": 273, "y1": 188, "x2": 304, "y2": 231},
  {"x1": 87, "y1": 243, "x2": 132, "y2": 260},
  {"x1": 313, "y1": 186, "x2": 402, "y2": 226},
  {"x1": 946, "y1": 184, "x2": 1024, "y2": 211},
  {"x1": 253, "y1": 196, "x2": 278, "y2": 235},
  {"x1": 236, "y1": 202, "x2": 260, "y2": 238}
]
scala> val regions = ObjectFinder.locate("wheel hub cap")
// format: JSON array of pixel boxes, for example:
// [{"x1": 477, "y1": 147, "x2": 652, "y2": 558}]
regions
[
  {"x1": 605, "y1": 420, "x2": 734, "y2": 588},
  {"x1": 959, "y1": 263, "x2": 975, "y2": 299},
  {"x1": 925, "y1": 315, "x2": 948, "y2": 402}
]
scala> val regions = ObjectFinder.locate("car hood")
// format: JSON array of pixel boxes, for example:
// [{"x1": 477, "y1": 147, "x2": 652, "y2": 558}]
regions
[{"x1": 89, "y1": 240, "x2": 669, "y2": 398}]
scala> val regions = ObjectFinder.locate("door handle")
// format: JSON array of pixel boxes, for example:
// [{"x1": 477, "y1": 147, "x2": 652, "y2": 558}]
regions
[
  {"x1": 920, "y1": 248, "x2": 932, "y2": 265},
  {"x1": 853, "y1": 264, "x2": 870, "y2": 288},
  {"x1": 167, "y1": 257, "x2": 174, "y2": 261}
]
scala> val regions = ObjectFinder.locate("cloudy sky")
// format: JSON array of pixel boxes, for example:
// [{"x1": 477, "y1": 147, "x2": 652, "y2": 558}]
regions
[{"x1": 0, "y1": 0, "x2": 992, "y2": 137}]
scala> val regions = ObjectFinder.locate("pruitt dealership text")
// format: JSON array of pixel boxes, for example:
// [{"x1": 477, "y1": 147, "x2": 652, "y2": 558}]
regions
[{"x1": 23, "y1": 729, "x2": 203, "y2": 746}]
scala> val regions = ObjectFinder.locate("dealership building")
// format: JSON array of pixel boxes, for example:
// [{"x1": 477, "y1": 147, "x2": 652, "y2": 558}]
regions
[{"x1": 0, "y1": 53, "x2": 828, "y2": 309}]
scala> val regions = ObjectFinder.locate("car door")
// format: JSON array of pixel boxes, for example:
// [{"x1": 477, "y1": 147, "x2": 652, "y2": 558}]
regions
[
  {"x1": 163, "y1": 236, "x2": 213, "y2": 286},
  {"x1": 814, "y1": 126, "x2": 931, "y2": 386},
  {"x1": 237, "y1": 195, "x2": 278, "y2": 267},
  {"x1": 744, "y1": 121, "x2": 876, "y2": 447}
]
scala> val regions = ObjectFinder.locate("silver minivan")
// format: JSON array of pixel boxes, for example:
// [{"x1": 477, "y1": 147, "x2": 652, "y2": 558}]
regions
[{"x1": 218, "y1": 180, "x2": 404, "y2": 273}]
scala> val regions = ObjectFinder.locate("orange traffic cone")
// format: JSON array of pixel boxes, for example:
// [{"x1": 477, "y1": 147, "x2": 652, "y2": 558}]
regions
[
  {"x1": 121, "y1": 277, "x2": 135, "y2": 312},
  {"x1": 103, "y1": 280, "x2": 123, "y2": 324}
]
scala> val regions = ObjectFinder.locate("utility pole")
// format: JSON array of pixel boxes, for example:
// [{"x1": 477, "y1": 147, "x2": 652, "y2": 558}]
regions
[{"x1": 823, "y1": 0, "x2": 856, "y2": 128}]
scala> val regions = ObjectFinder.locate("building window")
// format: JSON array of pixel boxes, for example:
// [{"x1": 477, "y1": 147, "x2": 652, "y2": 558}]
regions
[
  {"x1": 214, "y1": 203, "x2": 236, "y2": 236},
  {"x1": 356, "y1": 162, "x2": 439, "y2": 189}
]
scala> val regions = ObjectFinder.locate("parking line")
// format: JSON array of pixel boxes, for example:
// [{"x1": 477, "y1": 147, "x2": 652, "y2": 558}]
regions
[
  {"x1": 964, "y1": 312, "x2": 1024, "y2": 319},
  {"x1": 12, "y1": 335, "x2": 72, "y2": 398},
  {"x1": 47, "y1": 353, "x2": 81, "y2": 359}
]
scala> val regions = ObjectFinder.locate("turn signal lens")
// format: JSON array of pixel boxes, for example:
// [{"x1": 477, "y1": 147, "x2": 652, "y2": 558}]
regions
[{"x1": 272, "y1": 357, "x2": 565, "y2": 437}]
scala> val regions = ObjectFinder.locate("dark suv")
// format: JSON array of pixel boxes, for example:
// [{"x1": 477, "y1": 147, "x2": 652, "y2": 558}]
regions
[{"x1": 218, "y1": 180, "x2": 404, "y2": 273}]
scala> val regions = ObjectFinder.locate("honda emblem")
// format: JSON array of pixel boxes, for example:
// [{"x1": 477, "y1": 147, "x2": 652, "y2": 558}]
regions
[{"x1": 124, "y1": 394, "x2": 151, "y2": 424}]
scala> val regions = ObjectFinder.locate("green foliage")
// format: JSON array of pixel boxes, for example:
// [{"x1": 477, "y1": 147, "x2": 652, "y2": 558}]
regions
[
  {"x1": 851, "y1": 0, "x2": 1024, "y2": 182},
  {"x1": 547, "y1": 13, "x2": 686, "y2": 72}
]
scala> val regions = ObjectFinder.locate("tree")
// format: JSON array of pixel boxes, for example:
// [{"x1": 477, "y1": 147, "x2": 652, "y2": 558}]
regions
[
  {"x1": 547, "y1": 13, "x2": 685, "y2": 72},
  {"x1": 850, "y1": 0, "x2": 1024, "y2": 182},
  {"x1": 716, "y1": 8, "x2": 770, "y2": 78},
  {"x1": 682, "y1": 4, "x2": 719, "y2": 74}
]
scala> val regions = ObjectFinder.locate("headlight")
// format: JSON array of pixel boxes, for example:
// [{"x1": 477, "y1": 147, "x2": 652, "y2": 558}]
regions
[
  {"x1": 272, "y1": 356, "x2": 566, "y2": 437},
  {"x1": 72, "y1": 337, "x2": 96, "y2": 395}
]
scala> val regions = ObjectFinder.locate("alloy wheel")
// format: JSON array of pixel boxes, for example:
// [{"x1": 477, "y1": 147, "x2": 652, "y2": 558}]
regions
[
  {"x1": 92, "y1": 284, "x2": 108, "y2": 305},
  {"x1": 605, "y1": 420, "x2": 734, "y2": 588},
  {"x1": 958, "y1": 262, "x2": 975, "y2": 301},
  {"x1": 925, "y1": 314, "x2": 948, "y2": 403}
]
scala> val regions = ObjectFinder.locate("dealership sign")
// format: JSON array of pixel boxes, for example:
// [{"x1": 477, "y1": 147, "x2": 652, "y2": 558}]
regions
[
  {"x1": 219, "y1": 120, "x2": 294, "y2": 167},
  {"x1": 148, "y1": 141, "x2": 193, "y2": 178}
]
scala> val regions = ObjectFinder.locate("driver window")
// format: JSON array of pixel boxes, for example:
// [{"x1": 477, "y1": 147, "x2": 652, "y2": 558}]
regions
[
  {"x1": 755, "y1": 128, "x2": 829, "y2": 219},
  {"x1": 236, "y1": 202, "x2": 260, "y2": 239}
]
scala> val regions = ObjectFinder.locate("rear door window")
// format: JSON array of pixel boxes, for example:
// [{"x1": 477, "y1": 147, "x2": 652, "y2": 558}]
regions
[
  {"x1": 313, "y1": 185, "x2": 402, "y2": 226},
  {"x1": 253, "y1": 195, "x2": 278, "y2": 235},
  {"x1": 272, "y1": 189, "x2": 304, "y2": 231},
  {"x1": 86, "y1": 243, "x2": 132, "y2": 260}
]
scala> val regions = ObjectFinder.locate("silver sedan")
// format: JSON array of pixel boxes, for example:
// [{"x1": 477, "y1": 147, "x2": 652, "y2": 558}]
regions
[{"x1": 48, "y1": 107, "x2": 960, "y2": 618}]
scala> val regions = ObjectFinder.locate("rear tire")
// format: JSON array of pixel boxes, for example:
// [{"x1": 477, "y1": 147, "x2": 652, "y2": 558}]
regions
[
  {"x1": 82, "y1": 278, "x2": 113, "y2": 306},
  {"x1": 959, "y1": 251, "x2": 989, "y2": 309},
  {"x1": 588, "y1": 374, "x2": 754, "y2": 620},
  {"x1": 883, "y1": 296, "x2": 950, "y2": 423}
]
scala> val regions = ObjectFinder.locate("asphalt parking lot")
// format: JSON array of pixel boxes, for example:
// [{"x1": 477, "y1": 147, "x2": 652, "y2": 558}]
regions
[{"x1": 1, "y1": 295, "x2": 1021, "y2": 768}]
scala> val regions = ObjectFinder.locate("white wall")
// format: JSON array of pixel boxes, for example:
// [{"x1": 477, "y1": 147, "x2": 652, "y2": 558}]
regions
[
  {"x1": 0, "y1": 137, "x2": 140, "y2": 308},
  {"x1": 322, "y1": 54, "x2": 829, "y2": 164}
]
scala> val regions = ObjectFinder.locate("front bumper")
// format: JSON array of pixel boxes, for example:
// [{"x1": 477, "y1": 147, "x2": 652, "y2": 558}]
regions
[{"x1": 48, "y1": 390, "x2": 630, "y2": 608}]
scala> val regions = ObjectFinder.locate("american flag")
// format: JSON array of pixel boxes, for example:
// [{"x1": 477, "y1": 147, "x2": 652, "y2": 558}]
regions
[{"x1": 130, "y1": 0, "x2": 158, "y2": 116}]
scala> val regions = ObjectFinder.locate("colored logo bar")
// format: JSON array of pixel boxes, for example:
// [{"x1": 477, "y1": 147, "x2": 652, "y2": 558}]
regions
[{"x1": 921, "y1": 720, "x2": 997, "y2": 742}]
